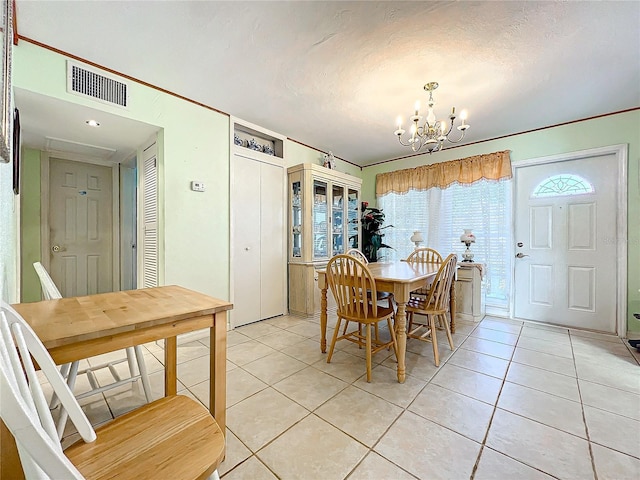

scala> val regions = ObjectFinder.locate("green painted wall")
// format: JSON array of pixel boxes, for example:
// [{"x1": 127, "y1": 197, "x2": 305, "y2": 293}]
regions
[
  {"x1": 19, "y1": 148, "x2": 42, "y2": 302},
  {"x1": 360, "y1": 110, "x2": 640, "y2": 333}
]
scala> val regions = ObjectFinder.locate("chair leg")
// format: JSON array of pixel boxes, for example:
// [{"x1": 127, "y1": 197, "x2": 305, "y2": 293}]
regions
[
  {"x1": 430, "y1": 315, "x2": 440, "y2": 367},
  {"x1": 387, "y1": 318, "x2": 399, "y2": 360},
  {"x1": 126, "y1": 346, "x2": 138, "y2": 377},
  {"x1": 56, "y1": 361, "x2": 80, "y2": 439},
  {"x1": 365, "y1": 324, "x2": 372, "y2": 382},
  {"x1": 134, "y1": 345, "x2": 153, "y2": 402},
  {"x1": 49, "y1": 362, "x2": 72, "y2": 409},
  {"x1": 442, "y1": 313, "x2": 455, "y2": 350},
  {"x1": 327, "y1": 318, "x2": 343, "y2": 363}
]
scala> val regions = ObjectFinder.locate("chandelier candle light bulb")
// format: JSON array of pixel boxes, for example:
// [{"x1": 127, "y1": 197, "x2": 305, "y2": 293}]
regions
[
  {"x1": 459, "y1": 110, "x2": 468, "y2": 129},
  {"x1": 395, "y1": 81, "x2": 470, "y2": 154}
]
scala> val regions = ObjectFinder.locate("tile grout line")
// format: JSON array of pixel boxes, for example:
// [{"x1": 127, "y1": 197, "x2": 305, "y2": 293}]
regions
[
  {"x1": 469, "y1": 321, "x2": 566, "y2": 480},
  {"x1": 569, "y1": 329, "x2": 600, "y2": 480},
  {"x1": 469, "y1": 321, "x2": 521, "y2": 480}
]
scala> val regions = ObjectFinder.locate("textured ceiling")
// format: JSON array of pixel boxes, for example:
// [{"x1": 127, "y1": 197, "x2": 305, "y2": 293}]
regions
[{"x1": 14, "y1": 1, "x2": 640, "y2": 166}]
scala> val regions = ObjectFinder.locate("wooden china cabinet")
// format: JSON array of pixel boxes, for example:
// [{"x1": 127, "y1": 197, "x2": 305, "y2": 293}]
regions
[{"x1": 287, "y1": 163, "x2": 362, "y2": 315}]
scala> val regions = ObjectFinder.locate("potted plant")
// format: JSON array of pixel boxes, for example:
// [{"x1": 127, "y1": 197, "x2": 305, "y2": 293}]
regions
[{"x1": 360, "y1": 202, "x2": 393, "y2": 262}]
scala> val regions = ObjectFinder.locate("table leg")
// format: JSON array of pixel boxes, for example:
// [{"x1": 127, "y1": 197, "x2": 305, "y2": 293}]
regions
[
  {"x1": 320, "y1": 286, "x2": 328, "y2": 353},
  {"x1": 164, "y1": 336, "x2": 177, "y2": 396},
  {"x1": 395, "y1": 302, "x2": 407, "y2": 383},
  {"x1": 210, "y1": 311, "x2": 227, "y2": 438},
  {"x1": 450, "y1": 281, "x2": 456, "y2": 334}
]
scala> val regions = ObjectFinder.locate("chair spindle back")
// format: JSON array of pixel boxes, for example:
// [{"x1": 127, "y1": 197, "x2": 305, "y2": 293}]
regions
[{"x1": 327, "y1": 254, "x2": 379, "y2": 320}]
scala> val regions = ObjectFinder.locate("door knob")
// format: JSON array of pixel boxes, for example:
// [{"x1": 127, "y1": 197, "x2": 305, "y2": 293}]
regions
[
  {"x1": 515, "y1": 252, "x2": 529, "y2": 258},
  {"x1": 245, "y1": 247, "x2": 251, "y2": 251},
  {"x1": 52, "y1": 245, "x2": 61, "y2": 253}
]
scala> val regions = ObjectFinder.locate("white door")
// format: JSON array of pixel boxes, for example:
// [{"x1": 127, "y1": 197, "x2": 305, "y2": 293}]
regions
[
  {"x1": 119, "y1": 162, "x2": 137, "y2": 290},
  {"x1": 233, "y1": 155, "x2": 261, "y2": 326},
  {"x1": 232, "y1": 154, "x2": 285, "y2": 327},
  {"x1": 514, "y1": 153, "x2": 618, "y2": 332},
  {"x1": 49, "y1": 158, "x2": 113, "y2": 297},
  {"x1": 260, "y1": 161, "x2": 285, "y2": 318}
]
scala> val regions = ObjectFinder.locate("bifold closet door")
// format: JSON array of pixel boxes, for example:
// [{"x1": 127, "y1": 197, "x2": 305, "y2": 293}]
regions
[
  {"x1": 232, "y1": 154, "x2": 284, "y2": 327},
  {"x1": 259, "y1": 161, "x2": 284, "y2": 319}
]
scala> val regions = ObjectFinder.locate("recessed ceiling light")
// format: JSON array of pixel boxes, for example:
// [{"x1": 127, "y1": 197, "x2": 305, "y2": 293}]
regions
[{"x1": 86, "y1": 120, "x2": 100, "y2": 127}]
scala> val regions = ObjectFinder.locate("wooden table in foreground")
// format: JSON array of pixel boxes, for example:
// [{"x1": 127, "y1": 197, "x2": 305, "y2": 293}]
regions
[
  {"x1": 317, "y1": 261, "x2": 456, "y2": 383},
  {"x1": 2, "y1": 285, "x2": 232, "y2": 479}
]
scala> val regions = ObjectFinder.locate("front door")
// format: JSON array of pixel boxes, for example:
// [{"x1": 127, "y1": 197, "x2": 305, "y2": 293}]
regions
[
  {"x1": 49, "y1": 158, "x2": 113, "y2": 297},
  {"x1": 513, "y1": 150, "x2": 620, "y2": 333}
]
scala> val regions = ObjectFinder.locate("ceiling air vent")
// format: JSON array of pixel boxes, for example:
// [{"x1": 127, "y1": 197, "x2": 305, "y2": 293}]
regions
[{"x1": 66, "y1": 61, "x2": 129, "y2": 108}]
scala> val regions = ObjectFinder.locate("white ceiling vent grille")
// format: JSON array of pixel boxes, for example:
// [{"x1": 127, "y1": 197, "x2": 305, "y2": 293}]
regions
[{"x1": 66, "y1": 61, "x2": 129, "y2": 108}]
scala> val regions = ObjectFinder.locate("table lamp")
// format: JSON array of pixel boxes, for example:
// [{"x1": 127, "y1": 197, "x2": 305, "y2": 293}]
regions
[
  {"x1": 460, "y1": 229, "x2": 475, "y2": 262},
  {"x1": 410, "y1": 231, "x2": 424, "y2": 250}
]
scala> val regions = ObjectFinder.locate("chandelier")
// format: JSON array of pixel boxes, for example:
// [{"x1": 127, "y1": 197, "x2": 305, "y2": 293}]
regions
[{"x1": 394, "y1": 81, "x2": 470, "y2": 154}]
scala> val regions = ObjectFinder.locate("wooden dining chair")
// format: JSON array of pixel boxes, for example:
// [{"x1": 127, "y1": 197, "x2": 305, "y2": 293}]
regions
[
  {"x1": 33, "y1": 262, "x2": 152, "y2": 439},
  {"x1": 326, "y1": 254, "x2": 398, "y2": 382},
  {"x1": 406, "y1": 247, "x2": 443, "y2": 300},
  {"x1": 0, "y1": 301, "x2": 224, "y2": 480},
  {"x1": 406, "y1": 247, "x2": 443, "y2": 265},
  {"x1": 346, "y1": 249, "x2": 394, "y2": 308},
  {"x1": 406, "y1": 254, "x2": 458, "y2": 366},
  {"x1": 344, "y1": 249, "x2": 391, "y2": 341}
]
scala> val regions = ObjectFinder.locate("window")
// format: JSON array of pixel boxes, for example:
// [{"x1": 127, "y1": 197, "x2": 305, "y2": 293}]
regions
[
  {"x1": 379, "y1": 179, "x2": 512, "y2": 309},
  {"x1": 532, "y1": 174, "x2": 594, "y2": 197}
]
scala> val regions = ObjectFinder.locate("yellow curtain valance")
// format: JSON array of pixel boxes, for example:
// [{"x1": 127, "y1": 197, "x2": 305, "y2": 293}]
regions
[{"x1": 376, "y1": 150, "x2": 512, "y2": 196}]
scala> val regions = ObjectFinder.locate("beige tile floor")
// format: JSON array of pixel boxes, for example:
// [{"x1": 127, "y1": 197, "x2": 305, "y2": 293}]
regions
[{"x1": 50, "y1": 306, "x2": 640, "y2": 480}]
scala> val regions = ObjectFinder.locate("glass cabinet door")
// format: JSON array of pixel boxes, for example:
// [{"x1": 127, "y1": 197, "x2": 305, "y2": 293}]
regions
[
  {"x1": 331, "y1": 184, "x2": 345, "y2": 255},
  {"x1": 347, "y1": 188, "x2": 359, "y2": 249},
  {"x1": 291, "y1": 180, "x2": 302, "y2": 258},
  {"x1": 313, "y1": 180, "x2": 328, "y2": 259}
]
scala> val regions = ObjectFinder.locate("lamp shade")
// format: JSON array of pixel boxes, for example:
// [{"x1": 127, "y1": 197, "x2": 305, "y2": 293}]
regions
[
  {"x1": 410, "y1": 231, "x2": 424, "y2": 243},
  {"x1": 460, "y1": 229, "x2": 475, "y2": 243}
]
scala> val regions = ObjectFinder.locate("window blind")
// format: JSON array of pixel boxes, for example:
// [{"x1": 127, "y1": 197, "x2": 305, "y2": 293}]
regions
[{"x1": 379, "y1": 179, "x2": 512, "y2": 309}]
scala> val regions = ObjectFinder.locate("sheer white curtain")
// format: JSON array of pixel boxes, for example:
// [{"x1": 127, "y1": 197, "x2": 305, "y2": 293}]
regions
[{"x1": 378, "y1": 179, "x2": 512, "y2": 309}]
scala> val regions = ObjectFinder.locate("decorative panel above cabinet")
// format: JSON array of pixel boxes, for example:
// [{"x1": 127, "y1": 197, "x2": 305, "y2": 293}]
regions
[{"x1": 287, "y1": 163, "x2": 362, "y2": 315}]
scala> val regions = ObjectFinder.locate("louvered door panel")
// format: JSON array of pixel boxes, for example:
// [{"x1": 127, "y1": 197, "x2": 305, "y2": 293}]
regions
[{"x1": 141, "y1": 148, "x2": 158, "y2": 288}]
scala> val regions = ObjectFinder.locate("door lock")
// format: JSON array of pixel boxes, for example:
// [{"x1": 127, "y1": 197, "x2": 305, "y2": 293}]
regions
[
  {"x1": 52, "y1": 245, "x2": 61, "y2": 253},
  {"x1": 515, "y1": 252, "x2": 529, "y2": 258},
  {"x1": 517, "y1": 242, "x2": 524, "y2": 247}
]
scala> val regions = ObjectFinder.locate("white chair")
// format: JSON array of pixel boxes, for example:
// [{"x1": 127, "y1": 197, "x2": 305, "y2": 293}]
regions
[
  {"x1": 0, "y1": 301, "x2": 223, "y2": 480},
  {"x1": 33, "y1": 262, "x2": 152, "y2": 438}
]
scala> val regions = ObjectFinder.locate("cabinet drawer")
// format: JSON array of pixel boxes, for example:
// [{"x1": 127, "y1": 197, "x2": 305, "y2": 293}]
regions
[{"x1": 457, "y1": 267, "x2": 474, "y2": 280}]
